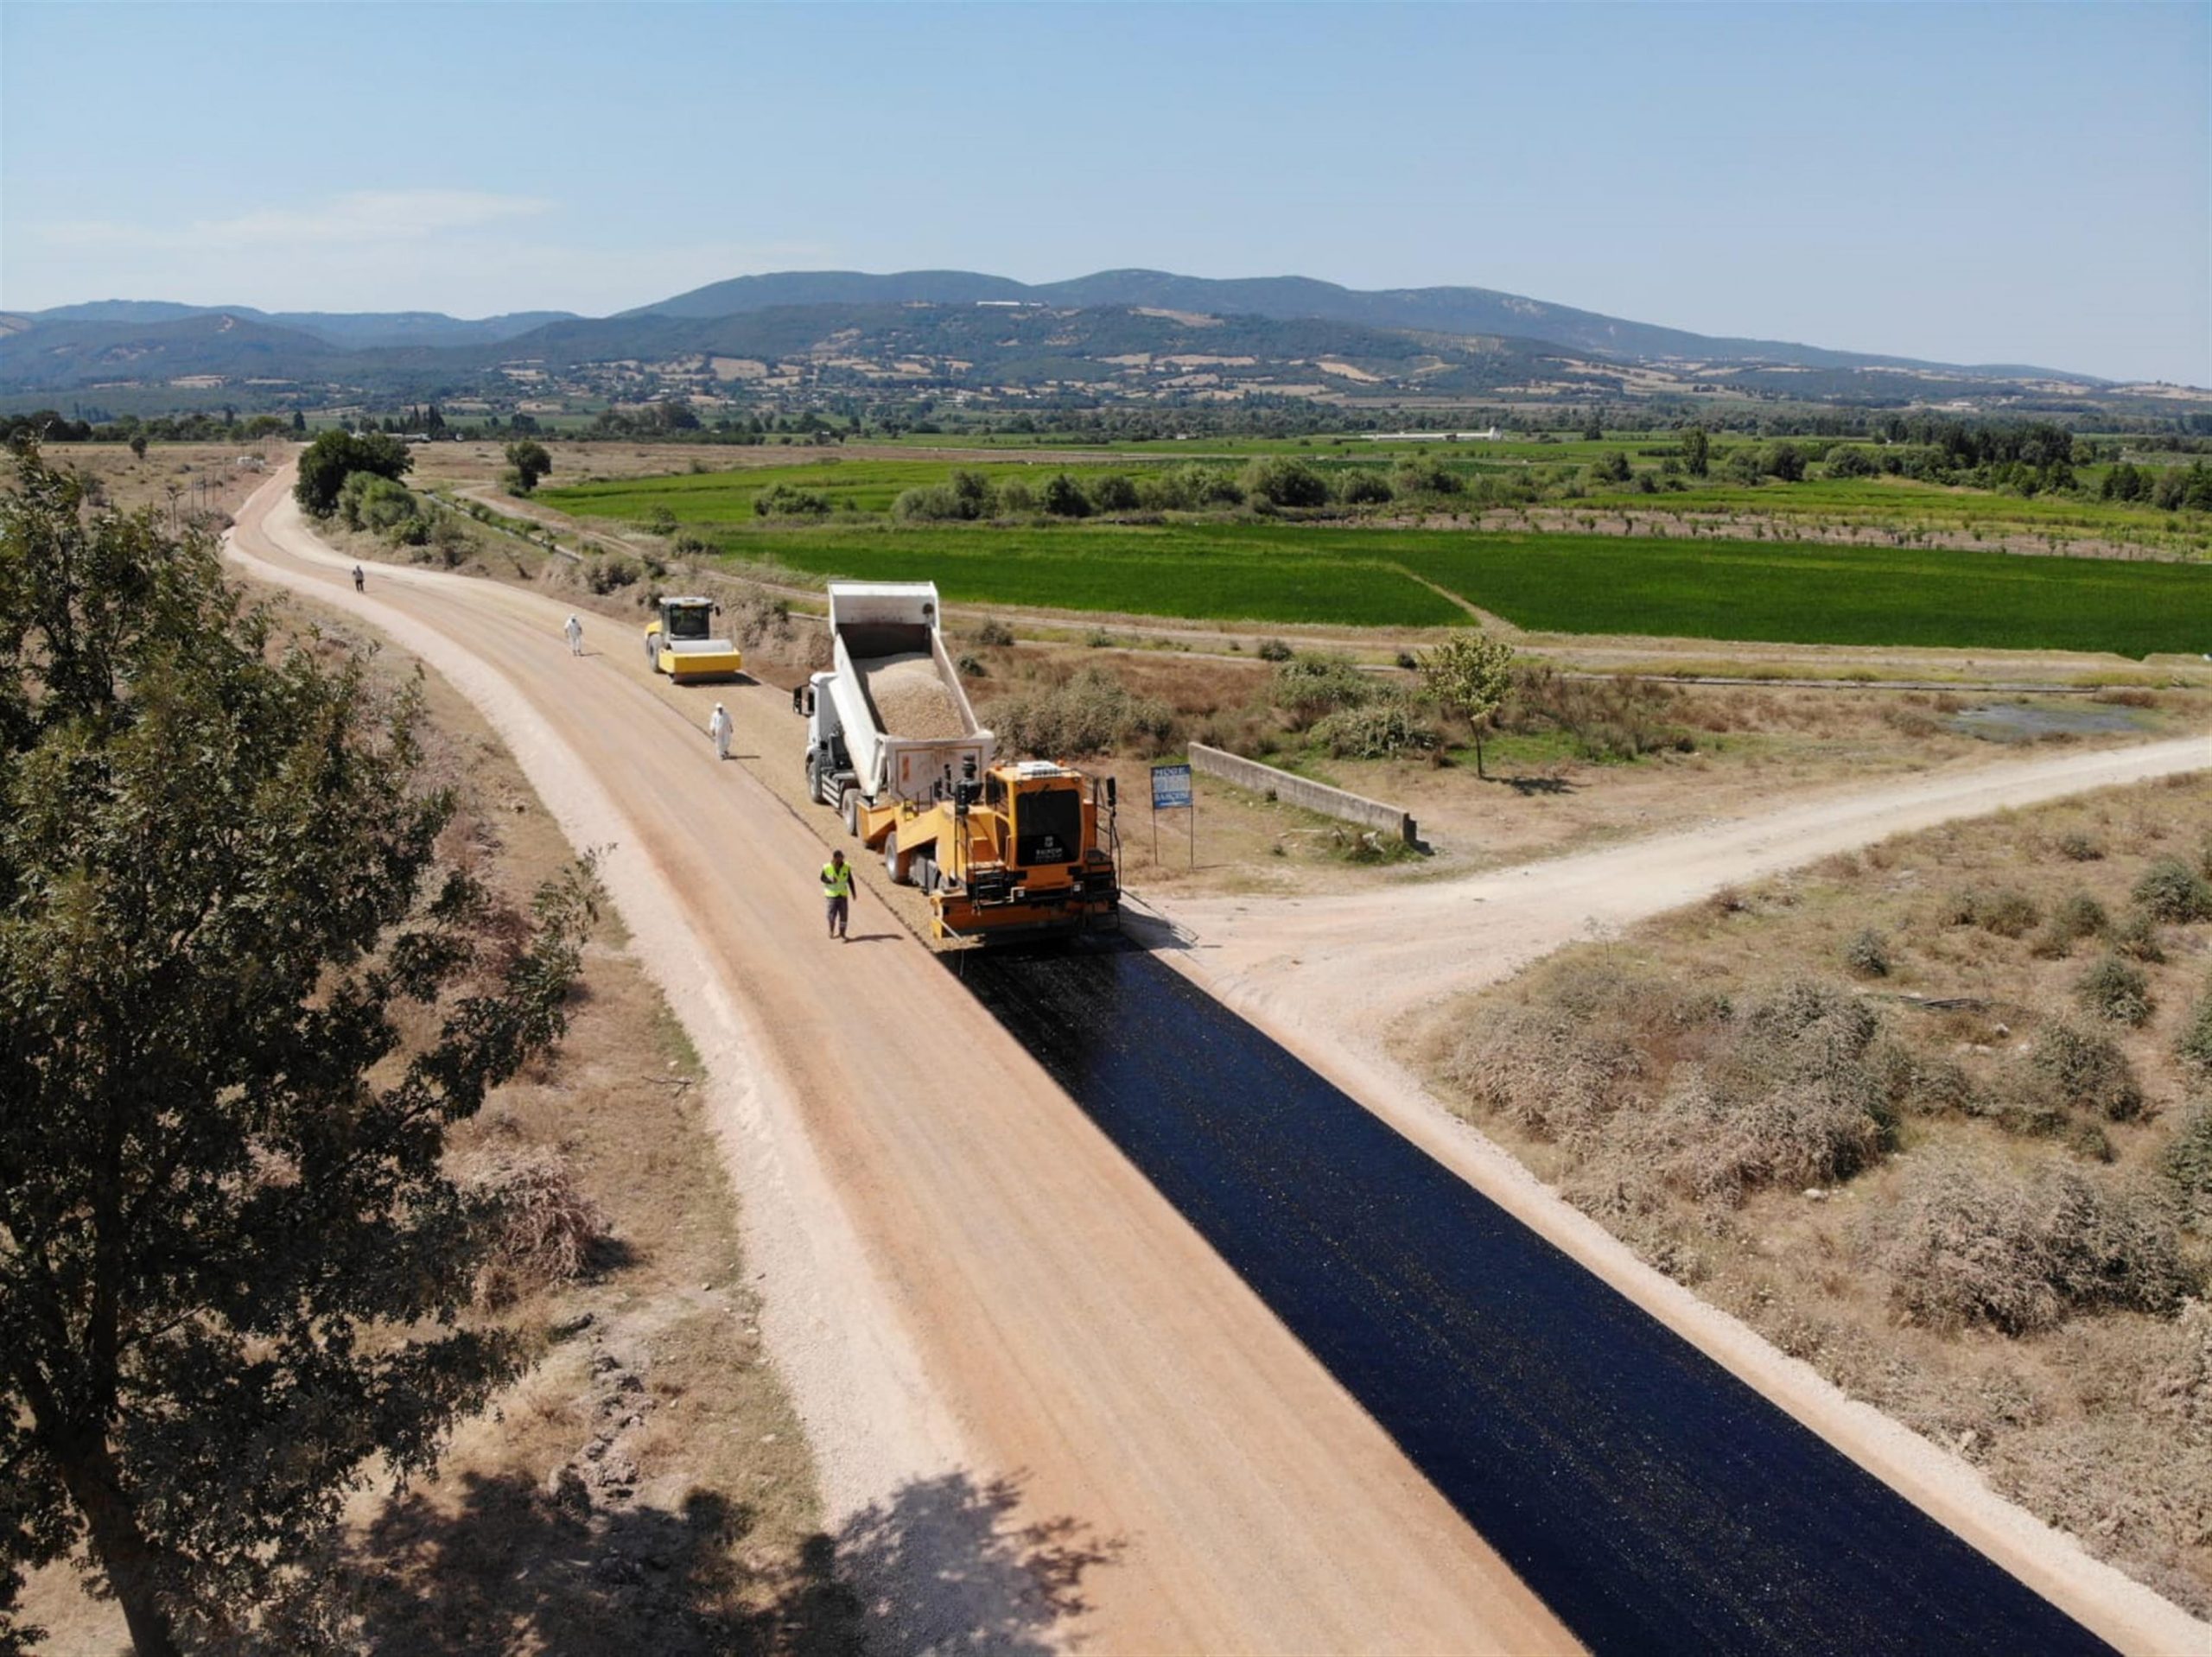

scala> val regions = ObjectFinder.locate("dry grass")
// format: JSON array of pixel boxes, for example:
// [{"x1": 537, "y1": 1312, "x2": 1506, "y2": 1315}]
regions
[{"x1": 1419, "y1": 771, "x2": 2212, "y2": 1614}]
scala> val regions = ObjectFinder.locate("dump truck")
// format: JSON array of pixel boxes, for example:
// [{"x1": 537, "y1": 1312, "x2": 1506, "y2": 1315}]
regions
[
  {"x1": 645, "y1": 595, "x2": 744, "y2": 682},
  {"x1": 796, "y1": 581, "x2": 1121, "y2": 942}
]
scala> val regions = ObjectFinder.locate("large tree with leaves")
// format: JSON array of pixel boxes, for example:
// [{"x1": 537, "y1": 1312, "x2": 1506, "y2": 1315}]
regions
[{"x1": 0, "y1": 445, "x2": 594, "y2": 1651}]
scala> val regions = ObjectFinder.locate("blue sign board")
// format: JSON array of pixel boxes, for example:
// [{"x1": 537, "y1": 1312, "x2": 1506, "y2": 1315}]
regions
[{"x1": 1151, "y1": 763, "x2": 1193, "y2": 810}]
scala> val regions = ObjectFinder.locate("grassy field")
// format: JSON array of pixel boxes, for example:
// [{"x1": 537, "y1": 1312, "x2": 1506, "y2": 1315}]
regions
[{"x1": 535, "y1": 459, "x2": 2212, "y2": 654}]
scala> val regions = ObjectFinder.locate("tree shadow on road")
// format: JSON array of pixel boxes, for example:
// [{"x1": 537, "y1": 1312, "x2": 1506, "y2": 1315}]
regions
[{"x1": 328, "y1": 1466, "x2": 1120, "y2": 1656}]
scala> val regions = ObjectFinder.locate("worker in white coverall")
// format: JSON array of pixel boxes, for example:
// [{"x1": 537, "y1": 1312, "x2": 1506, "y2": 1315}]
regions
[
  {"x1": 563, "y1": 614, "x2": 584, "y2": 655},
  {"x1": 708, "y1": 702, "x2": 734, "y2": 761}
]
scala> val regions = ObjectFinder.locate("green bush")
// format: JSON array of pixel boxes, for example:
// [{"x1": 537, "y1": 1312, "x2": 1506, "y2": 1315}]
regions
[
  {"x1": 1255, "y1": 637, "x2": 1294, "y2": 663},
  {"x1": 1337, "y1": 468, "x2": 1395, "y2": 505},
  {"x1": 1271, "y1": 654, "x2": 1376, "y2": 727},
  {"x1": 1239, "y1": 456, "x2": 1331, "y2": 509},
  {"x1": 1389, "y1": 456, "x2": 1464, "y2": 497},
  {"x1": 758, "y1": 482, "x2": 833, "y2": 517},
  {"x1": 1139, "y1": 463, "x2": 1243, "y2": 511},
  {"x1": 1041, "y1": 473, "x2": 1092, "y2": 518},
  {"x1": 1089, "y1": 473, "x2": 1141, "y2": 513},
  {"x1": 2113, "y1": 910, "x2": 2168, "y2": 962},
  {"x1": 1310, "y1": 698, "x2": 1440, "y2": 759},
  {"x1": 2133, "y1": 858, "x2": 2212, "y2": 922},
  {"x1": 2164, "y1": 1101, "x2": 2212, "y2": 1222},
  {"x1": 2075, "y1": 955, "x2": 2154, "y2": 1026},
  {"x1": 2031, "y1": 1022, "x2": 2145, "y2": 1121},
  {"x1": 585, "y1": 556, "x2": 639, "y2": 595}
]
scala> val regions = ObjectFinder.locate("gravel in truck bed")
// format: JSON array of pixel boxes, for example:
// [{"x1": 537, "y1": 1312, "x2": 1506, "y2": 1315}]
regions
[{"x1": 856, "y1": 652, "x2": 968, "y2": 739}]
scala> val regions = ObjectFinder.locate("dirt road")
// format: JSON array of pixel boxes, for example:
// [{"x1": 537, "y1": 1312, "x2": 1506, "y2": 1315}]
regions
[{"x1": 226, "y1": 475, "x2": 1572, "y2": 1652}]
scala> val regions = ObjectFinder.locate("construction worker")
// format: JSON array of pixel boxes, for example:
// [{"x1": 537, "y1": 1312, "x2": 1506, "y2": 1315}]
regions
[
  {"x1": 821, "y1": 849, "x2": 855, "y2": 941},
  {"x1": 708, "y1": 702, "x2": 734, "y2": 761},
  {"x1": 563, "y1": 613, "x2": 584, "y2": 656},
  {"x1": 351, "y1": 564, "x2": 365, "y2": 593}
]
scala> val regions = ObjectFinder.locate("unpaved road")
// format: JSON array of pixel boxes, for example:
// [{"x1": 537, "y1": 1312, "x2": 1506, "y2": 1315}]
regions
[{"x1": 226, "y1": 475, "x2": 1571, "y2": 1652}]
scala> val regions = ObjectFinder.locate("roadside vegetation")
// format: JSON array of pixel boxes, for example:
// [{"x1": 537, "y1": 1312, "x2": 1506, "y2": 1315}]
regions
[{"x1": 1418, "y1": 774, "x2": 2212, "y2": 1614}]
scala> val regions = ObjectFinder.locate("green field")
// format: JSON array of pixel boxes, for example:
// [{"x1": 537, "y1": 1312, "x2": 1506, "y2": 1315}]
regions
[{"x1": 540, "y1": 463, "x2": 2212, "y2": 656}]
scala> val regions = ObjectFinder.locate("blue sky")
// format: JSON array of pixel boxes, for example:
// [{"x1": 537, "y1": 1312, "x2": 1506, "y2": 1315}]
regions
[{"x1": 3, "y1": 2, "x2": 2205, "y2": 382}]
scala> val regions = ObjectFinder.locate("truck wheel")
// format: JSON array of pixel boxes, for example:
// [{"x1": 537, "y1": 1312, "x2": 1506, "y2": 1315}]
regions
[
  {"x1": 841, "y1": 788, "x2": 859, "y2": 838},
  {"x1": 805, "y1": 753, "x2": 822, "y2": 802},
  {"x1": 884, "y1": 828, "x2": 907, "y2": 886}
]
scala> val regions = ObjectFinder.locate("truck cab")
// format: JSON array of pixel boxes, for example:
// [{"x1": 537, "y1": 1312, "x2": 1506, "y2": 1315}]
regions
[{"x1": 645, "y1": 596, "x2": 744, "y2": 682}]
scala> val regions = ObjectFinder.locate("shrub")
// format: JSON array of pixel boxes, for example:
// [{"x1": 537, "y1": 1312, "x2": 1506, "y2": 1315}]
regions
[
  {"x1": 2031, "y1": 1022, "x2": 2145, "y2": 1121},
  {"x1": 1239, "y1": 456, "x2": 1331, "y2": 509},
  {"x1": 645, "y1": 505, "x2": 678, "y2": 536},
  {"x1": 457, "y1": 1145, "x2": 609, "y2": 1306},
  {"x1": 1506, "y1": 666, "x2": 1691, "y2": 762},
  {"x1": 585, "y1": 556, "x2": 639, "y2": 595},
  {"x1": 972, "y1": 618, "x2": 1014, "y2": 648},
  {"x1": 997, "y1": 479, "x2": 1037, "y2": 515},
  {"x1": 1089, "y1": 473, "x2": 1141, "y2": 513},
  {"x1": 2135, "y1": 858, "x2": 2212, "y2": 922},
  {"x1": 2165, "y1": 1101, "x2": 2212, "y2": 1222},
  {"x1": 1271, "y1": 653, "x2": 1376, "y2": 727},
  {"x1": 1140, "y1": 463, "x2": 1243, "y2": 511},
  {"x1": 2076, "y1": 955, "x2": 2153, "y2": 1025},
  {"x1": 2178, "y1": 980, "x2": 2212, "y2": 1076},
  {"x1": 1041, "y1": 472, "x2": 1092, "y2": 517},
  {"x1": 986, "y1": 666, "x2": 1177, "y2": 758},
  {"x1": 1389, "y1": 456, "x2": 1464, "y2": 497},
  {"x1": 1944, "y1": 886, "x2": 2040, "y2": 938},
  {"x1": 337, "y1": 471, "x2": 420, "y2": 537},
  {"x1": 1337, "y1": 468, "x2": 1395, "y2": 505},
  {"x1": 1255, "y1": 637, "x2": 1294, "y2": 663},
  {"x1": 1310, "y1": 698, "x2": 1440, "y2": 759},
  {"x1": 1843, "y1": 928, "x2": 1891, "y2": 978},
  {"x1": 1871, "y1": 1152, "x2": 2189, "y2": 1333},
  {"x1": 2113, "y1": 911, "x2": 2168, "y2": 962},
  {"x1": 2032, "y1": 891, "x2": 2109, "y2": 957},
  {"x1": 2056, "y1": 830, "x2": 2104, "y2": 862},
  {"x1": 758, "y1": 482, "x2": 833, "y2": 517}
]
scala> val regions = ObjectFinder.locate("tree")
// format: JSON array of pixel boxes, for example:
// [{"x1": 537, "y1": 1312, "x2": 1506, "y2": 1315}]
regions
[
  {"x1": 1041, "y1": 472, "x2": 1092, "y2": 518},
  {"x1": 1764, "y1": 441, "x2": 1806, "y2": 483},
  {"x1": 1592, "y1": 450, "x2": 1632, "y2": 485},
  {"x1": 127, "y1": 434, "x2": 149, "y2": 463},
  {"x1": 292, "y1": 429, "x2": 411, "y2": 517},
  {"x1": 0, "y1": 445, "x2": 594, "y2": 1649},
  {"x1": 289, "y1": 409, "x2": 307, "y2": 435},
  {"x1": 1680, "y1": 426, "x2": 1710, "y2": 478},
  {"x1": 1582, "y1": 409, "x2": 1604, "y2": 441},
  {"x1": 1421, "y1": 632, "x2": 1516, "y2": 778},
  {"x1": 504, "y1": 439, "x2": 553, "y2": 495},
  {"x1": 1239, "y1": 456, "x2": 1330, "y2": 509}
]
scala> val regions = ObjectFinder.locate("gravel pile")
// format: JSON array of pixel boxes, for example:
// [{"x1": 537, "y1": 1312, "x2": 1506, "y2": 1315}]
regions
[{"x1": 860, "y1": 652, "x2": 968, "y2": 739}]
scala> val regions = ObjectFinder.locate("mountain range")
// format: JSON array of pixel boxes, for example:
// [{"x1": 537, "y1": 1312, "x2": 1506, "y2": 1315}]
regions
[{"x1": 0, "y1": 269, "x2": 2164, "y2": 413}]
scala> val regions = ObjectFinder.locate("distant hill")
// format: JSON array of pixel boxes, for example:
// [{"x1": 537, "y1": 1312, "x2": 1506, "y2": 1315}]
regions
[
  {"x1": 631, "y1": 268, "x2": 2088, "y2": 380},
  {"x1": 17, "y1": 300, "x2": 577, "y2": 351},
  {"x1": 3, "y1": 268, "x2": 2160, "y2": 412}
]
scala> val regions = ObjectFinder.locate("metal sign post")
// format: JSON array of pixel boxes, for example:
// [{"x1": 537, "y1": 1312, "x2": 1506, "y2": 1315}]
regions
[{"x1": 1151, "y1": 763, "x2": 1194, "y2": 871}]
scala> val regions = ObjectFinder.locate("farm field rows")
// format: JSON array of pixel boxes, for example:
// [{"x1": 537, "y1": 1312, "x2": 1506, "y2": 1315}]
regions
[{"x1": 537, "y1": 464, "x2": 2212, "y2": 655}]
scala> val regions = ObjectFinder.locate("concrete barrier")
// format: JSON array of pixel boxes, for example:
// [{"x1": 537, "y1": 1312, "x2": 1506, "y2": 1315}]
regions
[{"x1": 1188, "y1": 743, "x2": 1418, "y2": 845}]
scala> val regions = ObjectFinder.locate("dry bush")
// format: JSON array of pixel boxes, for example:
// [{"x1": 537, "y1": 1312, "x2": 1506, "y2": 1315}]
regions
[
  {"x1": 2056, "y1": 830, "x2": 2106, "y2": 862},
  {"x1": 2076, "y1": 955, "x2": 2154, "y2": 1027},
  {"x1": 2030, "y1": 892, "x2": 2109, "y2": 960},
  {"x1": 1268, "y1": 654, "x2": 1376, "y2": 729},
  {"x1": 2030, "y1": 1023, "x2": 2145, "y2": 1122},
  {"x1": 1943, "y1": 886, "x2": 2040, "y2": 938},
  {"x1": 2135, "y1": 859, "x2": 2212, "y2": 923},
  {"x1": 2113, "y1": 911, "x2": 2168, "y2": 963},
  {"x1": 2166, "y1": 1103, "x2": 2212, "y2": 1224},
  {"x1": 1444, "y1": 961, "x2": 1722, "y2": 1139},
  {"x1": 1842, "y1": 927, "x2": 1891, "y2": 978},
  {"x1": 1310, "y1": 696, "x2": 1440, "y2": 759},
  {"x1": 2178, "y1": 981, "x2": 2212, "y2": 1078},
  {"x1": 986, "y1": 666, "x2": 1178, "y2": 759},
  {"x1": 1505, "y1": 667, "x2": 1693, "y2": 761},
  {"x1": 456, "y1": 1145, "x2": 610, "y2": 1306},
  {"x1": 1869, "y1": 1151, "x2": 2190, "y2": 1334}
]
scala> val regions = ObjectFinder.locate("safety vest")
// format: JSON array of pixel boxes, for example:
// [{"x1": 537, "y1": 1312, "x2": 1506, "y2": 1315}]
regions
[{"x1": 820, "y1": 861, "x2": 853, "y2": 898}]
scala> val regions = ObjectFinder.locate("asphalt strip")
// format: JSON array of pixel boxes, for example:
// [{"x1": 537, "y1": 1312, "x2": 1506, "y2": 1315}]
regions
[{"x1": 953, "y1": 937, "x2": 2113, "y2": 1657}]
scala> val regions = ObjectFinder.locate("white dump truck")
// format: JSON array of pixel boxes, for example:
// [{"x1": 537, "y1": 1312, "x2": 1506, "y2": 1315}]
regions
[{"x1": 797, "y1": 581, "x2": 994, "y2": 823}]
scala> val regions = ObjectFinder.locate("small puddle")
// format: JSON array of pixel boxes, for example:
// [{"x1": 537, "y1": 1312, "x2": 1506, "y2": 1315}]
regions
[{"x1": 1948, "y1": 700, "x2": 2152, "y2": 743}]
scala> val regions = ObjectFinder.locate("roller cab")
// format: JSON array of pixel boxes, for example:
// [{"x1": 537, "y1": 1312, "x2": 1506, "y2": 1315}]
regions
[{"x1": 645, "y1": 595, "x2": 744, "y2": 682}]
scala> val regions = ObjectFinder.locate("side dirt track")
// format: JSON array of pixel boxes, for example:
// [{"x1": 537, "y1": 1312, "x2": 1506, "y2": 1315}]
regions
[{"x1": 225, "y1": 472, "x2": 1570, "y2": 1654}]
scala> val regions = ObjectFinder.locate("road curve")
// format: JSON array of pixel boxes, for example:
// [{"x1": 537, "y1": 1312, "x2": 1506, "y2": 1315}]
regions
[{"x1": 226, "y1": 474, "x2": 1573, "y2": 1653}]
